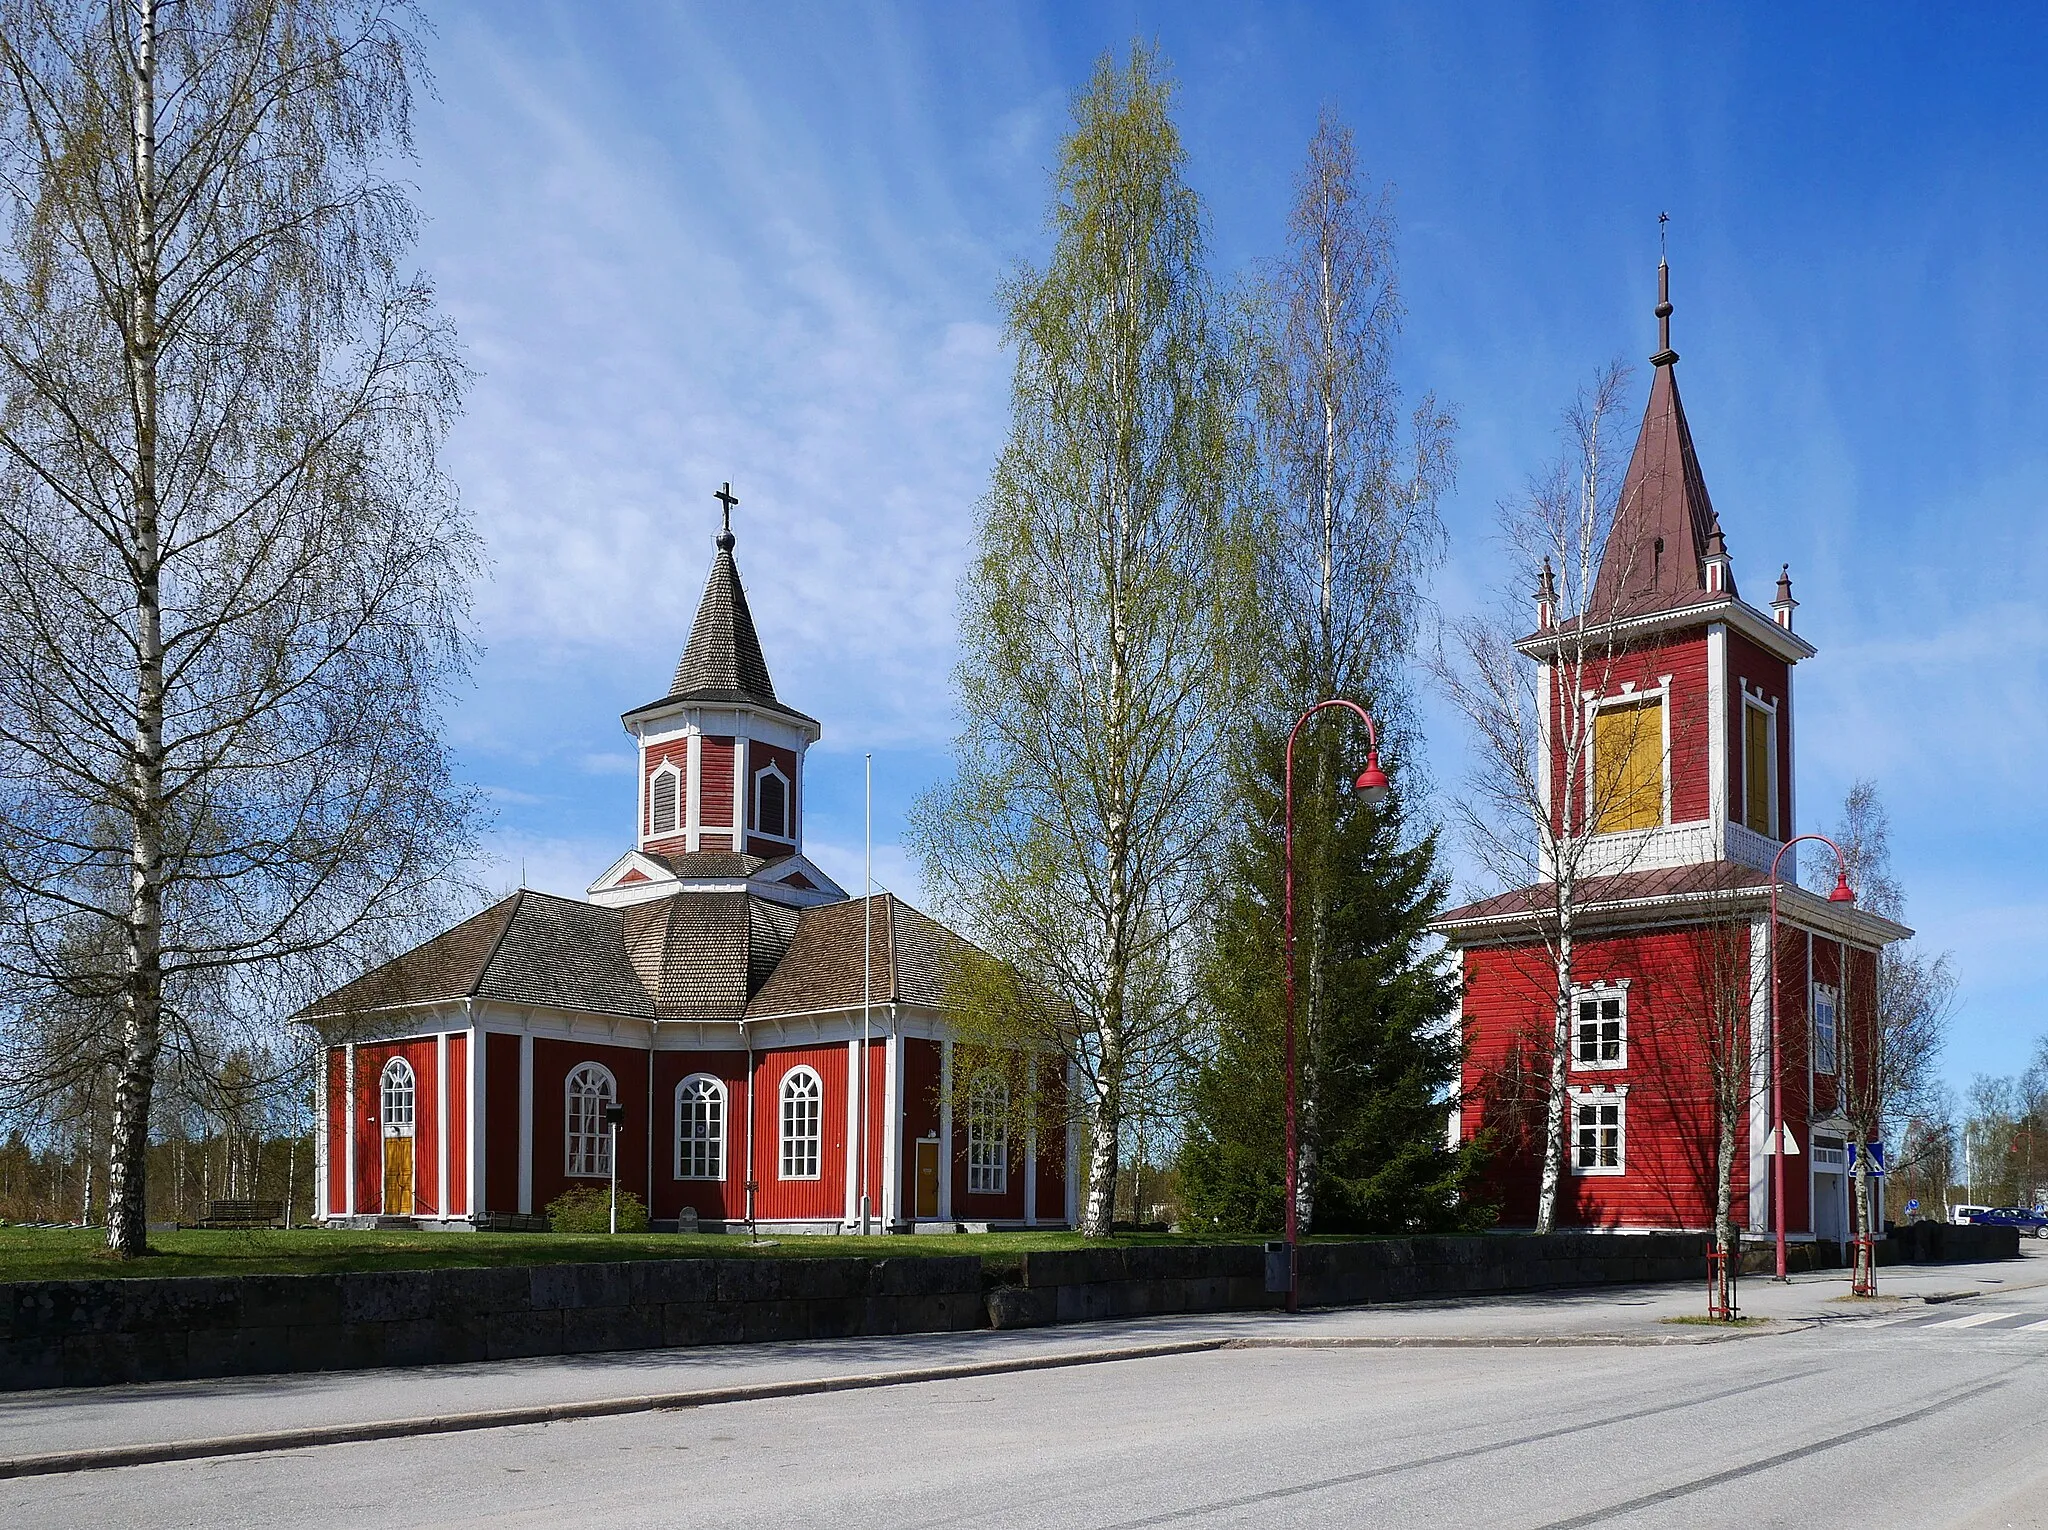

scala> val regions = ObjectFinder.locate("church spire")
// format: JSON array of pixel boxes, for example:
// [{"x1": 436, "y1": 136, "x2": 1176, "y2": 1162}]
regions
[
  {"x1": 670, "y1": 483, "x2": 778, "y2": 705},
  {"x1": 1587, "y1": 256, "x2": 1729, "y2": 618}
]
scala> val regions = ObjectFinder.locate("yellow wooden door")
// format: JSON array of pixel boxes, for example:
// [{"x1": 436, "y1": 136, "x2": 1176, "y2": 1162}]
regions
[
  {"x1": 914, "y1": 1139, "x2": 941, "y2": 1219},
  {"x1": 383, "y1": 1134, "x2": 414, "y2": 1216},
  {"x1": 1593, "y1": 699, "x2": 1663, "y2": 833}
]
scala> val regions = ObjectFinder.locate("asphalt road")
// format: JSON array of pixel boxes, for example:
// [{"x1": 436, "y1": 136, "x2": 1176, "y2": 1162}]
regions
[{"x1": 9, "y1": 1295, "x2": 2048, "y2": 1529}]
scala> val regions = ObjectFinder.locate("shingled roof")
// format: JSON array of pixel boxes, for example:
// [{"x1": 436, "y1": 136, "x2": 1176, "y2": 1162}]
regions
[
  {"x1": 301, "y1": 887, "x2": 978, "y2": 1028},
  {"x1": 746, "y1": 893, "x2": 969, "y2": 1018},
  {"x1": 1589, "y1": 260, "x2": 1730, "y2": 621},
  {"x1": 299, "y1": 890, "x2": 656, "y2": 1022}
]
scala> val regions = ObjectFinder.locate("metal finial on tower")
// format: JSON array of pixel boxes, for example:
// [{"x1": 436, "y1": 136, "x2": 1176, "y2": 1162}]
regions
[
  {"x1": 713, "y1": 482, "x2": 739, "y2": 551},
  {"x1": 1651, "y1": 218, "x2": 1678, "y2": 367}
]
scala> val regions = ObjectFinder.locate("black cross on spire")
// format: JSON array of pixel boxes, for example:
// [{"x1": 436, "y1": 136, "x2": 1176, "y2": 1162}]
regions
[{"x1": 713, "y1": 482, "x2": 738, "y2": 551}]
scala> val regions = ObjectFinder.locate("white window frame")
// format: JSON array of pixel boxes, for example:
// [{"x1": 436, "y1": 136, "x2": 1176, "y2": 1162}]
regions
[
  {"x1": 1812, "y1": 983, "x2": 1839, "y2": 1076},
  {"x1": 675, "y1": 1073, "x2": 727, "y2": 1181},
  {"x1": 1569, "y1": 981, "x2": 1628, "y2": 1071},
  {"x1": 965, "y1": 1074, "x2": 1008, "y2": 1196},
  {"x1": 647, "y1": 760, "x2": 683, "y2": 840},
  {"x1": 1568, "y1": 1086, "x2": 1627, "y2": 1176},
  {"x1": 1740, "y1": 692, "x2": 1780, "y2": 839},
  {"x1": 380, "y1": 1057, "x2": 415, "y2": 1136},
  {"x1": 565, "y1": 1062, "x2": 617, "y2": 1178},
  {"x1": 1583, "y1": 679, "x2": 1672, "y2": 835},
  {"x1": 779, "y1": 1066, "x2": 823, "y2": 1180},
  {"x1": 752, "y1": 763, "x2": 793, "y2": 843}
]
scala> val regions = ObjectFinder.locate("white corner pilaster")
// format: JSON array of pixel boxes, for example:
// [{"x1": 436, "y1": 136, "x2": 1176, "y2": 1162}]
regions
[
  {"x1": 732, "y1": 734, "x2": 750, "y2": 851},
  {"x1": 1747, "y1": 917, "x2": 1772, "y2": 1233},
  {"x1": 882, "y1": 1017, "x2": 903, "y2": 1224},
  {"x1": 1707, "y1": 622, "x2": 1729, "y2": 849},
  {"x1": 517, "y1": 1032, "x2": 535, "y2": 1216},
  {"x1": 315, "y1": 1048, "x2": 332, "y2": 1220},
  {"x1": 1536, "y1": 660, "x2": 1554, "y2": 878},
  {"x1": 685, "y1": 730, "x2": 702, "y2": 852},
  {"x1": 435, "y1": 1032, "x2": 450, "y2": 1222},
  {"x1": 343, "y1": 1042, "x2": 357, "y2": 1219},
  {"x1": 1782, "y1": 662, "x2": 1797, "y2": 839},
  {"x1": 843, "y1": 1037, "x2": 862, "y2": 1225},
  {"x1": 466, "y1": 1010, "x2": 482, "y2": 1219}
]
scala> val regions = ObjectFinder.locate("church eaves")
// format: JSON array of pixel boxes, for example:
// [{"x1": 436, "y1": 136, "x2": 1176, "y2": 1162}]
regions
[{"x1": 1590, "y1": 258, "x2": 1732, "y2": 620}]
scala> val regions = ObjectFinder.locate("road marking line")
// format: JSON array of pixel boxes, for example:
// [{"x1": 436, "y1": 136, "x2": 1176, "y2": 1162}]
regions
[
  {"x1": 1924, "y1": 1312, "x2": 2013, "y2": 1329},
  {"x1": 2015, "y1": 1318, "x2": 2048, "y2": 1332}
]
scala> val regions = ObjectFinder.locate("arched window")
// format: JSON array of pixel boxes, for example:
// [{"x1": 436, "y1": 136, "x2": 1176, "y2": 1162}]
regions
[
  {"x1": 649, "y1": 763, "x2": 681, "y2": 838},
  {"x1": 565, "y1": 1062, "x2": 617, "y2": 1177},
  {"x1": 380, "y1": 1057, "x2": 415, "y2": 1135},
  {"x1": 779, "y1": 1067, "x2": 822, "y2": 1179},
  {"x1": 755, "y1": 766, "x2": 789, "y2": 840},
  {"x1": 676, "y1": 1074, "x2": 726, "y2": 1181},
  {"x1": 966, "y1": 1074, "x2": 1008, "y2": 1195}
]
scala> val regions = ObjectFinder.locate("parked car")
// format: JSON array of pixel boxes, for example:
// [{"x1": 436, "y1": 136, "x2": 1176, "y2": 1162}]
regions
[
  {"x1": 1953, "y1": 1204, "x2": 1991, "y2": 1225},
  {"x1": 1966, "y1": 1206, "x2": 2048, "y2": 1237}
]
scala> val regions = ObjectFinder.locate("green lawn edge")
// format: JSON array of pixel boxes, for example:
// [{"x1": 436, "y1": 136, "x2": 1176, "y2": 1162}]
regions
[{"x1": 0, "y1": 1224, "x2": 1307, "y2": 1283}]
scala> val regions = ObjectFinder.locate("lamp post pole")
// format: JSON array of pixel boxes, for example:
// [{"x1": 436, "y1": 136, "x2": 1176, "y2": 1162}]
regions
[
  {"x1": 604, "y1": 1103, "x2": 627, "y2": 1235},
  {"x1": 1766, "y1": 834, "x2": 1856, "y2": 1280},
  {"x1": 1283, "y1": 699, "x2": 1390, "y2": 1314}
]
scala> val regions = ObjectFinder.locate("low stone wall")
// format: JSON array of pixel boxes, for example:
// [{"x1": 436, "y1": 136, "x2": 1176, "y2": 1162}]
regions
[
  {"x1": 986, "y1": 1232, "x2": 1710, "y2": 1328},
  {"x1": 0, "y1": 1255, "x2": 984, "y2": 1393},
  {"x1": 3, "y1": 1225, "x2": 2022, "y2": 1391}
]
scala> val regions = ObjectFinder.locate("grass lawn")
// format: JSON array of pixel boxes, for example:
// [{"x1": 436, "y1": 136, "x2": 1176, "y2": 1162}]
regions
[{"x1": 0, "y1": 1224, "x2": 1268, "y2": 1284}]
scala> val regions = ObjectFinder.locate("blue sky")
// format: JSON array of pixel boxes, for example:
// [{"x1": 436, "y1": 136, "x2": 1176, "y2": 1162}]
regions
[{"x1": 406, "y1": 3, "x2": 2048, "y2": 1095}]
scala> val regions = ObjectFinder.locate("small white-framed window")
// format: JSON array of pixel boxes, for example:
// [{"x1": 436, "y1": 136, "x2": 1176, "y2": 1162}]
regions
[
  {"x1": 1812, "y1": 984, "x2": 1839, "y2": 1076},
  {"x1": 753, "y1": 764, "x2": 791, "y2": 841},
  {"x1": 1570, "y1": 1088, "x2": 1626, "y2": 1175},
  {"x1": 676, "y1": 1074, "x2": 726, "y2": 1181},
  {"x1": 648, "y1": 761, "x2": 682, "y2": 839},
  {"x1": 380, "y1": 1057, "x2": 415, "y2": 1135},
  {"x1": 779, "y1": 1067, "x2": 822, "y2": 1180},
  {"x1": 1571, "y1": 983, "x2": 1627, "y2": 1070},
  {"x1": 966, "y1": 1074, "x2": 1008, "y2": 1195},
  {"x1": 566, "y1": 1062, "x2": 617, "y2": 1178}
]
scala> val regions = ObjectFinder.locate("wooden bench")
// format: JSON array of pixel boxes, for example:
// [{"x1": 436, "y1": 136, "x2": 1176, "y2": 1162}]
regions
[{"x1": 195, "y1": 1199, "x2": 285, "y2": 1229}]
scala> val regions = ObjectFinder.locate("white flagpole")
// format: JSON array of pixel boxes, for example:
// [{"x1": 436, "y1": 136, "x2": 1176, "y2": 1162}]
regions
[{"x1": 860, "y1": 753, "x2": 873, "y2": 1234}]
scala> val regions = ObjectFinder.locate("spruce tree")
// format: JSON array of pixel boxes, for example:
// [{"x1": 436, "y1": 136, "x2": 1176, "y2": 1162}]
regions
[{"x1": 1179, "y1": 715, "x2": 1483, "y2": 1233}]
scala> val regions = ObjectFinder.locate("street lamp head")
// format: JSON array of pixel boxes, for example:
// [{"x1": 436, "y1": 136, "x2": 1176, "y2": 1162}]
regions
[
  {"x1": 1828, "y1": 871, "x2": 1856, "y2": 904},
  {"x1": 1353, "y1": 751, "x2": 1390, "y2": 808}
]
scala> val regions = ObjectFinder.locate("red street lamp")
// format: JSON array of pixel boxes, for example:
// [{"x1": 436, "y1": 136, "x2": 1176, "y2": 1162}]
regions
[
  {"x1": 1283, "y1": 698, "x2": 1389, "y2": 1314},
  {"x1": 1766, "y1": 833, "x2": 1855, "y2": 1281}
]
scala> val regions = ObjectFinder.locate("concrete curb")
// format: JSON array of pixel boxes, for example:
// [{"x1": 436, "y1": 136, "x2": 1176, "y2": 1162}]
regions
[{"x1": 0, "y1": 1325, "x2": 1809, "y2": 1479}]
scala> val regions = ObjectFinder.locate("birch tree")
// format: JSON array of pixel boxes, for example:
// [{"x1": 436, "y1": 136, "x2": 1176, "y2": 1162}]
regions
[
  {"x1": 910, "y1": 45, "x2": 1253, "y2": 1237},
  {"x1": 0, "y1": 0, "x2": 478, "y2": 1256},
  {"x1": 1182, "y1": 109, "x2": 1459, "y2": 1234},
  {"x1": 1432, "y1": 365, "x2": 1666, "y2": 1232}
]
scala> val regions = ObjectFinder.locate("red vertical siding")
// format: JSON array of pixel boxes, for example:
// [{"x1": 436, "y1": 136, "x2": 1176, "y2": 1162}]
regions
[
  {"x1": 325, "y1": 1047, "x2": 348, "y2": 1215},
  {"x1": 1726, "y1": 628, "x2": 1794, "y2": 841},
  {"x1": 349, "y1": 1037, "x2": 440, "y2": 1216},
  {"x1": 485, "y1": 1033, "x2": 521, "y2": 1215},
  {"x1": 1461, "y1": 922, "x2": 1756, "y2": 1232},
  {"x1": 651, "y1": 1048, "x2": 750, "y2": 1221},
  {"x1": 900, "y1": 1038, "x2": 941, "y2": 1213},
  {"x1": 446, "y1": 1032, "x2": 468, "y2": 1218},
  {"x1": 750, "y1": 1044, "x2": 848, "y2": 1221},
  {"x1": 528, "y1": 1039, "x2": 652, "y2": 1219},
  {"x1": 642, "y1": 738, "x2": 691, "y2": 856},
  {"x1": 1547, "y1": 628, "x2": 1712, "y2": 836},
  {"x1": 953, "y1": 1067, "x2": 1027, "y2": 1222},
  {"x1": 699, "y1": 737, "x2": 734, "y2": 852},
  {"x1": 1035, "y1": 1058, "x2": 1068, "y2": 1221}
]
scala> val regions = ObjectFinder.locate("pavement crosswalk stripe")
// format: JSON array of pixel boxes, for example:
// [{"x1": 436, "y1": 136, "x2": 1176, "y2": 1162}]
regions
[
  {"x1": 2016, "y1": 1318, "x2": 2048, "y2": 1332},
  {"x1": 1924, "y1": 1312, "x2": 2014, "y2": 1329}
]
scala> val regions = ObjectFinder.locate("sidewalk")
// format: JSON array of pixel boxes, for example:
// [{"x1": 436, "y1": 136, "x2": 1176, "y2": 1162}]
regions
[{"x1": 5, "y1": 1245, "x2": 2041, "y2": 1475}]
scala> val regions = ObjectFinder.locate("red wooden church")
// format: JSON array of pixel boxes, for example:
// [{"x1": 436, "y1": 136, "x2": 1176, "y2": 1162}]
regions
[
  {"x1": 303, "y1": 507, "x2": 1075, "y2": 1233},
  {"x1": 1435, "y1": 266, "x2": 1909, "y2": 1245}
]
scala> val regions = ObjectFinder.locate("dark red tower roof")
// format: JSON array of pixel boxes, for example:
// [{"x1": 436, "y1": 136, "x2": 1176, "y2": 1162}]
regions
[{"x1": 1590, "y1": 259, "x2": 1732, "y2": 619}]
